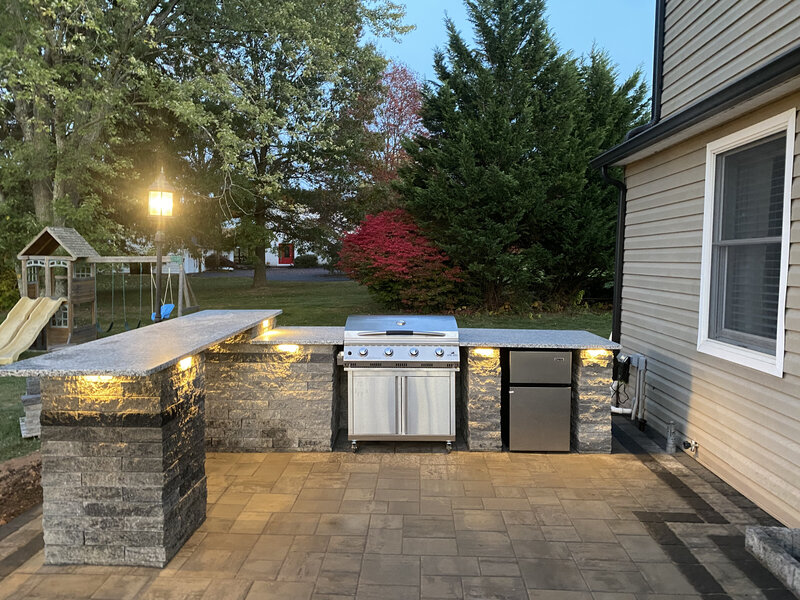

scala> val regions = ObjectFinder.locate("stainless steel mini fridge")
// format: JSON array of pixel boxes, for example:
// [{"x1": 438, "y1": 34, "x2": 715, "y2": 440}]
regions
[{"x1": 508, "y1": 351, "x2": 572, "y2": 451}]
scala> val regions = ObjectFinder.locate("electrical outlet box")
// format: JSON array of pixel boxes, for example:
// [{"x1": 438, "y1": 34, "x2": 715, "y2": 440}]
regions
[{"x1": 614, "y1": 353, "x2": 631, "y2": 383}]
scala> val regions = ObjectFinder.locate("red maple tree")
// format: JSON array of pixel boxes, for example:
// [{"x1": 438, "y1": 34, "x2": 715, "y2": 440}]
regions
[
  {"x1": 338, "y1": 209, "x2": 461, "y2": 311},
  {"x1": 369, "y1": 63, "x2": 427, "y2": 183}
]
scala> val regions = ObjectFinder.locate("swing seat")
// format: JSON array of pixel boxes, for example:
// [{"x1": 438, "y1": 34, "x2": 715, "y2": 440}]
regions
[{"x1": 151, "y1": 303, "x2": 175, "y2": 322}]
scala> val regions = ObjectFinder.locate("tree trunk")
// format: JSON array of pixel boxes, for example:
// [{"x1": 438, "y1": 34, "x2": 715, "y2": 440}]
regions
[{"x1": 252, "y1": 244, "x2": 268, "y2": 288}]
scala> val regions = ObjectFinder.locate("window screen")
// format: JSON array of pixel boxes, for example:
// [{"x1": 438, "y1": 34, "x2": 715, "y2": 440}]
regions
[{"x1": 709, "y1": 133, "x2": 785, "y2": 355}]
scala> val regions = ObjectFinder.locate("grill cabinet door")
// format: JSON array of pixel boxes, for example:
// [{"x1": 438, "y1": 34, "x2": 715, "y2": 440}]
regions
[
  {"x1": 404, "y1": 374, "x2": 453, "y2": 436},
  {"x1": 349, "y1": 372, "x2": 398, "y2": 436}
]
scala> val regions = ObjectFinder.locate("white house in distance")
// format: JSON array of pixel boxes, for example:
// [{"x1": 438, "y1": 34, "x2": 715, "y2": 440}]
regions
[
  {"x1": 180, "y1": 238, "x2": 301, "y2": 274},
  {"x1": 593, "y1": 0, "x2": 800, "y2": 527}
]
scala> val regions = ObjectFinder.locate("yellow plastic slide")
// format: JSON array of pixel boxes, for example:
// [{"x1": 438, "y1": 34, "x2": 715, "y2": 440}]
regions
[
  {"x1": 0, "y1": 297, "x2": 66, "y2": 365},
  {"x1": 0, "y1": 297, "x2": 40, "y2": 349}
]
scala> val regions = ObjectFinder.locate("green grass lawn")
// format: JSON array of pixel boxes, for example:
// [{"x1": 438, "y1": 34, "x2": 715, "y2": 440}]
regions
[
  {"x1": 0, "y1": 377, "x2": 37, "y2": 462},
  {"x1": 0, "y1": 272, "x2": 610, "y2": 463},
  {"x1": 85, "y1": 273, "x2": 612, "y2": 335}
]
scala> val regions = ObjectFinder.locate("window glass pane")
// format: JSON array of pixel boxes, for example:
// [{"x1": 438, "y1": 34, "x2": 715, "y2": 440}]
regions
[
  {"x1": 710, "y1": 132, "x2": 786, "y2": 355},
  {"x1": 716, "y1": 243, "x2": 781, "y2": 348},
  {"x1": 718, "y1": 134, "x2": 785, "y2": 241}
]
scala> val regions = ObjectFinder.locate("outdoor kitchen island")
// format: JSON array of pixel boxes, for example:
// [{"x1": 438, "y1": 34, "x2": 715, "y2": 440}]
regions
[{"x1": 0, "y1": 310, "x2": 618, "y2": 567}]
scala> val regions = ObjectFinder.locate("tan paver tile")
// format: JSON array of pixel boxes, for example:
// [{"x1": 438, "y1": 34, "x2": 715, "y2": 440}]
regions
[
  {"x1": 559, "y1": 500, "x2": 618, "y2": 520},
  {"x1": 290, "y1": 535, "x2": 330, "y2": 553},
  {"x1": 453, "y1": 509, "x2": 505, "y2": 532},
  {"x1": 369, "y1": 514, "x2": 403, "y2": 529},
  {"x1": 365, "y1": 528, "x2": 402, "y2": 554},
  {"x1": 248, "y1": 535, "x2": 293, "y2": 561},
  {"x1": 321, "y1": 553, "x2": 362, "y2": 574},
  {"x1": 276, "y1": 551, "x2": 324, "y2": 583},
  {"x1": 317, "y1": 514, "x2": 370, "y2": 536},
  {"x1": 402, "y1": 537, "x2": 458, "y2": 555},
  {"x1": 359, "y1": 554, "x2": 420, "y2": 586},
  {"x1": 235, "y1": 557, "x2": 283, "y2": 581},
  {"x1": 420, "y1": 556, "x2": 480, "y2": 577},
  {"x1": 327, "y1": 536, "x2": 366, "y2": 553},
  {"x1": 244, "y1": 494, "x2": 296, "y2": 513},
  {"x1": 314, "y1": 571, "x2": 359, "y2": 596},
  {"x1": 512, "y1": 540, "x2": 571, "y2": 559},
  {"x1": 355, "y1": 583, "x2": 418, "y2": 600},
  {"x1": 139, "y1": 577, "x2": 213, "y2": 599},
  {"x1": 266, "y1": 513, "x2": 320, "y2": 535},
  {"x1": 571, "y1": 519, "x2": 616, "y2": 543},
  {"x1": 293, "y1": 500, "x2": 342, "y2": 513},
  {"x1": 200, "y1": 533, "x2": 259, "y2": 551},
  {"x1": 419, "y1": 497, "x2": 452, "y2": 515},
  {"x1": 455, "y1": 530, "x2": 514, "y2": 557},
  {"x1": 245, "y1": 580, "x2": 314, "y2": 600},
  {"x1": 377, "y1": 478, "x2": 420, "y2": 490},
  {"x1": 421, "y1": 574, "x2": 462, "y2": 599},
  {"x1": 542, "y1": 526, "x2": 581, "y2": 542},
  {"x1": 24, "y1": 573, "x2": 109, "y2": 599},
  {"x1": 200, "y1": 579, "x2": 253, "y2": 600},
  {"x1": 478, "y1": 557, "x2": 520, "y2": 577},
  {"x1": 518, "y1": 558, "x2": 588, "y2": 591},
  {"x1": 578, "y1": 569, "x2": 651, "y2": 593},
  {"x1": 90, "y1": 575, "x2": 152, "y2": 600},
  {"x1": 461, "y1": 576, "x2": 527, "y2": 600},
  {"x1": 299, "y1": 488, "x2": 346, "y2": 501},
  {"x1": 403, "y1": 516, "x2": 455, "y2": 538}
]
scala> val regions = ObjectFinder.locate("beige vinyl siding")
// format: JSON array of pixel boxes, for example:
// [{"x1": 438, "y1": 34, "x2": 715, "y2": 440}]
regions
[
  {"x1": 621, "y1": 92, "x2": 800, "y2": 527},
  {"x1": 661, "y1": 0, "x2": 800, "y2": 118}
]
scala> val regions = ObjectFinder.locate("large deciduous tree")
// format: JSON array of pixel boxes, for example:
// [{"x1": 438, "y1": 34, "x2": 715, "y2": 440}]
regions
[
  {"x1": 398, "y1": 0, "x2": 647, "y2": 308},
  {"x1": 194, "y1": 0, "x2": 409, "y2": 287}
]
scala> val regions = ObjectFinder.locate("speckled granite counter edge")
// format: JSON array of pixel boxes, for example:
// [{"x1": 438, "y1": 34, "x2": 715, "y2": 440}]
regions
[{"x1": 0, "y1": 310, "x2": 282, "y2": 378}]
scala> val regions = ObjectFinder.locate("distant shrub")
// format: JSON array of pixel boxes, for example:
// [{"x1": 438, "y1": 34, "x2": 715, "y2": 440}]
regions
[
  {"x1": 0, "y1": 269, "x2": 20, "y2": 310},
  {"x1": 293, "y1": 254, "x2": 319, "y2": 269},
  {"x1": 338, "y1": 209, "x2": 462, "y2": 312}
]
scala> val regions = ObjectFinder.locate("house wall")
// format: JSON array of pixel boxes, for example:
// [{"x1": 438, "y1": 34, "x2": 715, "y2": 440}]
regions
[
  {"x1": 621, "y1": 91, "x2": 800, "y2": 527},
  {"x1": 661, "y1": 0, "x2": 800, "y2": 118}
]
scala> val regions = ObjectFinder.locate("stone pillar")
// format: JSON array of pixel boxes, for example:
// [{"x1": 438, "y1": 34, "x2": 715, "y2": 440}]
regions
[
  {"x1": 205, "y1": 341, "x2": 337, "y2": 451},
  {"x1": 570, "y1": 349, "x2": 613, "y2": 453},
  {"x1": 39, "y1": 356, "x2": 206, "y2": 567},
  {"x1": 462, "y1": 348, "x2": 502, "y2": 451}
]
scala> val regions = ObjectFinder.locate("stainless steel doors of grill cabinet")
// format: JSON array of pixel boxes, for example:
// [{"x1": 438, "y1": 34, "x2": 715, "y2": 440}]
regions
[{"x1": 348, "y1": 370, "x2": 455, "y2": 441}]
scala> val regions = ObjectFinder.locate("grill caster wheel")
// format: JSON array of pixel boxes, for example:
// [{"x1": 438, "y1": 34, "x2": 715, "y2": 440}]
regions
[
  {"x1": 445, "y1": 442, "x2": 453, "y2": 454},
  {"x1": 351, "y1": 441, "x2": 358, "y2": 453}
]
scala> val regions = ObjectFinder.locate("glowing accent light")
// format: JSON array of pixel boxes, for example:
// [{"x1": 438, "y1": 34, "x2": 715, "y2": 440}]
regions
[
  {"x1": 472, "y1": 348, "x2": 497, "y2": 358},
  {"x1": 585, "y1": 349, "x2": 612, "y2": 360},
  {"x1": 276, "y1": 344, "x2": 300, "y2": 353},
  {"x1": 178, "y1": 356, "x2": 193, "y2": 370},
  {"x1": 83, "y1": 375, "x2": 113, "y2": 383}
]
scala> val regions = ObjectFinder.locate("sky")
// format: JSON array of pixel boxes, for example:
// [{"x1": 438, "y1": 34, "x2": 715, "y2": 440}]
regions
[{"x1": 374, "y1": 0, "x2": 657, "y2": 88}]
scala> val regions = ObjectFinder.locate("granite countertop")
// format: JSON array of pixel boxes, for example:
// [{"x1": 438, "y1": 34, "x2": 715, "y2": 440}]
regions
[
  {"x1": 256, "y1": 325, "x2": 618, "y2": 350},
  {"x1": 253, "y1": 327, "x2": 345, "y2": 345},
  {"x1": 458, "y1": 328, "x2": 619, "y2": 350},
  {"x1": 0, "y1": 310, "x2": 281, "y2": 377}
]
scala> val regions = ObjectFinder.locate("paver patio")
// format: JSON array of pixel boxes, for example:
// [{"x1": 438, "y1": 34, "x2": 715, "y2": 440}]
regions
[{"x1": 0, "y1": 417, "x2": 794, "y2": 600}]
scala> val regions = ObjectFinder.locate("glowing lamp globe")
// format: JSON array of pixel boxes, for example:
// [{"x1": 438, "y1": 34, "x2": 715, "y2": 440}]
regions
[{"x1": 147, "y1": 167, "x2": 175, "y2": 217}]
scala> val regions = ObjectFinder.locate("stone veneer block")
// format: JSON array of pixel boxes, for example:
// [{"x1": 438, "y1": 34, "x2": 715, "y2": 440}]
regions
[
  {"x1": 39, "y1": 356, "x2": 206, "y2": 567},
  {"x1": 746, "y1": 526, "x2": 800, "y2": 595},
  {"x1": 205, "y1": 342, "x2": 337, "y2": 451},
  {"x1": 570, "y1": 350, "x2": 613, "y2": 453},
  {"x1": 461, "y1": 350, "x2": 502, "y2": 451}
]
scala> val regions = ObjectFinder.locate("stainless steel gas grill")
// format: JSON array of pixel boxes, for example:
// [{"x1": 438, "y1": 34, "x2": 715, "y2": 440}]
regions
[{"x1": 343, "y1": 315, "x2": 459, "y2": 452}]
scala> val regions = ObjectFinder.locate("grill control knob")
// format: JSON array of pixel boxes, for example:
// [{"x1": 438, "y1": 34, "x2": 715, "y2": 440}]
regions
[
  {"x1": 358, "y1": 347, "x2": 368, "y2": 356},
  {"x1": 409, "y1": 347, "x2": 419, "y2": 357},
  {"x1": 434, "y1": 347, "x2": 444, "y2": 357},
  {"x1": 384, "y1": 348, "x2": 394, "y2": 357}
]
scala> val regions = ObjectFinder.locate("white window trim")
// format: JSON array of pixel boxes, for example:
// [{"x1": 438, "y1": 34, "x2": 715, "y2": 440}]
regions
[{"x1": 697, "y1": 109, "x2": 795, "y2": 377}]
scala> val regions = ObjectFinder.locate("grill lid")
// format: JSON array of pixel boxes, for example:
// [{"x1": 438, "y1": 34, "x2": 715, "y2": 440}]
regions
[{"x1": 344, "y1": 315, "x2": 458, "y2": 342}]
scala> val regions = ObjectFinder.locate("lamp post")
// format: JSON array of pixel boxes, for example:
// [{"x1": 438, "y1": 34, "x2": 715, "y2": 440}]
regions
[{"x1": 148, "y1": 167, "x2": 174, "y2": 323}]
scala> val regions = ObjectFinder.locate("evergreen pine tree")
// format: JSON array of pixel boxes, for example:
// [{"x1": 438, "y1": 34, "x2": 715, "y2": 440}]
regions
[{"x1": 399, "y1": 0, "x2": 647, "y2": 307}]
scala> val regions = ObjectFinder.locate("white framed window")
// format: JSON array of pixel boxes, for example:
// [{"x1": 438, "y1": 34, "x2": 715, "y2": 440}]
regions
[{"x1": 698, "y1": 109, "x2": 795, "y2": 377}]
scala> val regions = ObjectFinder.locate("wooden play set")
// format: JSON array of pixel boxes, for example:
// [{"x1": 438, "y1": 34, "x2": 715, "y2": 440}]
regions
[{"x1": 0, "y1": 227, "x2": 198, "y2": 364}]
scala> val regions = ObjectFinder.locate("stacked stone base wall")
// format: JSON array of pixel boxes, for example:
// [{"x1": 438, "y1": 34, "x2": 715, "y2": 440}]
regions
[
  {"x1": 570, "y1": 350, "x2": 613, "y2": 453},
  {"x1": 205, "y1": 342, "x2": 337, "y2": 451},
  {"x1": 39, "y1": 358, "x2": 206, "y2": 567}
]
